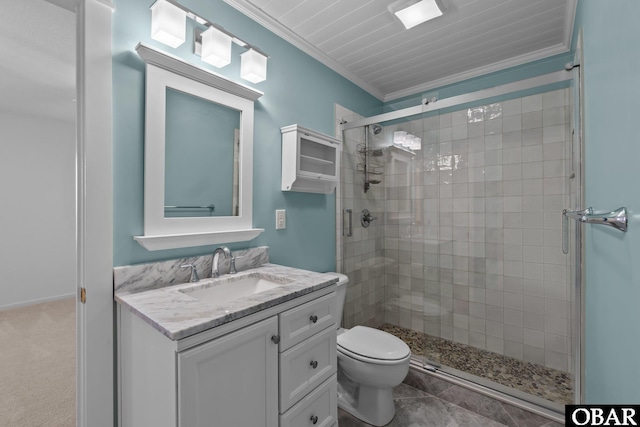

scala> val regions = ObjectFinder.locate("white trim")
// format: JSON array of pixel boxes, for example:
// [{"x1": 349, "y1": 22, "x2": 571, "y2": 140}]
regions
[
  {"x1": 563, "y1": 0, "x2": 578, "y2": 52},
  {"x1": 136, "y1": 43, "x2": 263, "y2": 101},
  {"x1": 0, "y1": 293, "x2": 76, "y2": 312},
  {"x1": 343, "y1": 70, "x2": 573, "y2": 130},
  {"x1": 76, "y1": 1, "x2": 114, "y2": 426},
  {"x1": 135, "y1": 59, "x2": 262, "y2": 249},
  {"x1": 222, "y1": 0, "x2": 385, "y2": 101},
  {"x1": 133, "y1": 228, "x2": 265, "y2": 251},
  {"x1": 383, "y1": 43, "x2": 570, "y2": 101},
  {"x1": 45, "y1": 0, "x2": 78, "y2": 11}
]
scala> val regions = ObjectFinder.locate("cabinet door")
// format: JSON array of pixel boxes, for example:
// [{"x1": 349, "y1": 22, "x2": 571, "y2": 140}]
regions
[
  {"x1": 297, "y1": 135, "x2": 337, "y2": 179},
  {"x1": 178, "y1": 317, "x2": 278, "y2": 427}
]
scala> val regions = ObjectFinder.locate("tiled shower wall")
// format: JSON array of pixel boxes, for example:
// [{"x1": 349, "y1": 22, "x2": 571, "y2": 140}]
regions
[{"x1": 339, "y1": 89, "x2": 573, "y2": 373}]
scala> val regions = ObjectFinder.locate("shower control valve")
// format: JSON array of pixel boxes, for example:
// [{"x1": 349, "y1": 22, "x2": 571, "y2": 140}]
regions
[{"x1": 361, "y1": 209, "x2": 377, "y2": 228}]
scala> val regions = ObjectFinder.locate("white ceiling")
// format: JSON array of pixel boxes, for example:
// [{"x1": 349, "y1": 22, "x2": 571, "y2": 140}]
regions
[
  {"x1": 0, "y1": 0, "x2": 76, "y2": 122},
  {"x1": 224, "y1": 0, "x2": 577, "y2": 101}
]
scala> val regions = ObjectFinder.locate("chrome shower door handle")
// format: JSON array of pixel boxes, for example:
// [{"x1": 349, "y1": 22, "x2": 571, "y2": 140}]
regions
[
  {"x1": 562, "y1": 206, "x2": 628, "y2": 254},
  {"x1": 564, "y1": 207, "x2": 628, "y2": 232}
]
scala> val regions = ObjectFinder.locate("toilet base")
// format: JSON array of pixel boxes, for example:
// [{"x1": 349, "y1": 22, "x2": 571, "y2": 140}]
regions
[{"x1": 337, "y1": 373, "x2": 396, "y2": 426}]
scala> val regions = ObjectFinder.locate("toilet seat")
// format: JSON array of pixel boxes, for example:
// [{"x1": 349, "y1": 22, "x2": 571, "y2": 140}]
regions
[{"x1": 337, "y1": 326, "x2": 410, "y2": 365}]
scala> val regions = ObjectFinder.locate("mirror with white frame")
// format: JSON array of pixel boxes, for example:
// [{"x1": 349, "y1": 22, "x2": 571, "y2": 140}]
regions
[{"x1": 134, "y1": 43, "x2": 264, "y2": 251}]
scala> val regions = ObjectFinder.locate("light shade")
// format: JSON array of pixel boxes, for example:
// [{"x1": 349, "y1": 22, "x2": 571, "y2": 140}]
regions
[
  {"x1": 150, "y1": 0, "x2": 187, "y2": 48},
  {"x1": 201, "y1": 26, "x2": 232, "y2": 68},
  {"x1": 393, "y1": 131, "x2": 407, "y2": 146},
  {"x1": 240, "y1": 49, "x2": 268, "y2": 84},
  {"x1": 394, "y1": 0, "x2": 443, "y2": 29}
]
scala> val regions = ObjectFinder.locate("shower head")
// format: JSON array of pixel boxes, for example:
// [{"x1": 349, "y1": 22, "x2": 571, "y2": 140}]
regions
[{"x1": 370, "y1": 124, "x2": 383, "y2": 135}]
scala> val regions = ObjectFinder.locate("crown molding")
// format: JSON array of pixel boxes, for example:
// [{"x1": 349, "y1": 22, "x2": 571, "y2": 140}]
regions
[
  {"x1": 564, "y1": 0, "x2": 578, "y2": 50},
  {"x1": 223, "y1": 0, "x2": 385, "y2": 101},
  {"x1": 383, "y1": 43, "x2": 570, "y2": 102}
]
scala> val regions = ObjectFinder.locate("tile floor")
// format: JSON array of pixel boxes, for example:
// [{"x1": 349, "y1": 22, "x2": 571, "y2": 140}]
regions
[{"x1": 338, "y1": 382, "x2": 563, "y2": 427}]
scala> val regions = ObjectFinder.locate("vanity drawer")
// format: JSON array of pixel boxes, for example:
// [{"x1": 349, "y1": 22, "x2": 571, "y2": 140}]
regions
[
  {"x1": 280, "y1": 375, "x2": 337, "y2": 427},
  {"x1": 279, "y1": 292, "x2": 336, "y2": 350},
  {"x1": 279, "y1": 325, "x2": 337, "y2": 412}
]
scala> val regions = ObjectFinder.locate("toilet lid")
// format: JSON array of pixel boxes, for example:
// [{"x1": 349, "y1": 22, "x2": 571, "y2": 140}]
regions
[{"x1": 337, "y1": 326, "x2": 410, "y2": 361}]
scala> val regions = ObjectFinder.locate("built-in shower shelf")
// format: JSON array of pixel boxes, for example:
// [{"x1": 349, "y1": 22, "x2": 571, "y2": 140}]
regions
[{"x1": 281, "y1": 124, "x2": 341, "y2": 194}]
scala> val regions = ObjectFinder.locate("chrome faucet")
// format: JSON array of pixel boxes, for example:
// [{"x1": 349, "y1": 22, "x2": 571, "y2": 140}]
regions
[{"x1": 211, "y1": 246, "x2": 232, "y2": 278}]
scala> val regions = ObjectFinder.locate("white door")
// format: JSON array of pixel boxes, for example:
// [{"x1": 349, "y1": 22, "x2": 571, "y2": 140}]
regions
[{"x1": 178, "y1": 317, "x2": 279, "y2": 427}]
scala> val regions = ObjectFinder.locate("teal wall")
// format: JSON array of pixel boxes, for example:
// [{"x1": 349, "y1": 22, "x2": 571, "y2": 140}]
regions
[
  {"x1": 112, "y1": 0, "x2": 381, "y2": 269},
  {"x1": 574, "y1": 0, "x2": 640, "y2": 403}
]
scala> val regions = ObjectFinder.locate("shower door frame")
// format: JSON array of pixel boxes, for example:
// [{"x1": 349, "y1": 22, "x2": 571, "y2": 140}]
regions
[{"x1": 339, "y1": 68, "x2": 584, "y2": 412}]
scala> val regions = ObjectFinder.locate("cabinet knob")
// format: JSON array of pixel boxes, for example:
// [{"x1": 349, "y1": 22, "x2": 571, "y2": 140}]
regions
[
  {"x1": 310, "y1": 415, "x2": 318, "y2": 424},
  {"x1": 310, "y1": 360, "x2": 318, "y2": 369},
  {"x1": 271, "y1": 335, "x2": 280, "y2": 344},
  {"x1": 309, "y1": 315, "x2": 318, "y2": 324}
]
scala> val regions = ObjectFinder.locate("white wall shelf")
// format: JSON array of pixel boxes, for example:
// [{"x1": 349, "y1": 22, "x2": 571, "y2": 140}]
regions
[
  {"x1": 281, "y1": 124, "x2": 341, "y2": 194},
  {"x1": 133, "y1": 228, "x2": 264, "y2": 251}
]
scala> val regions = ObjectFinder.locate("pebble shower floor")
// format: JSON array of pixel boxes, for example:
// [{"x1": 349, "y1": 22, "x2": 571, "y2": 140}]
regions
[{"x1": 379, "y1": 324, "x2": 573, "y2": 405}]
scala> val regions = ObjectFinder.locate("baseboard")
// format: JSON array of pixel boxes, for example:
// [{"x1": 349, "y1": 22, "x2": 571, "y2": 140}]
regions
[{"x1": 0, "y1": 292, "x2": 76, "y2": 311}]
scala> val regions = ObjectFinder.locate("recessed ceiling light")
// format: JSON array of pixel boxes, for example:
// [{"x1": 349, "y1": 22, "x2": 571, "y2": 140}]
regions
[{"x1": 390, "y1": 0, "x2": 445, "y2": 30}]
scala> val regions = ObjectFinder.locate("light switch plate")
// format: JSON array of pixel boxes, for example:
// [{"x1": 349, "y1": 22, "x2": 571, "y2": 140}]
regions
[{"x1": 276, "y1": 209, "x2": 286, "y2": 230}]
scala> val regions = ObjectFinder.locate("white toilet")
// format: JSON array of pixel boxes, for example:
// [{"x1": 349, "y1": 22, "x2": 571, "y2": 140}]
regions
[{"x1": 328, "y1": 273, "x2": 411, "y2": 426}]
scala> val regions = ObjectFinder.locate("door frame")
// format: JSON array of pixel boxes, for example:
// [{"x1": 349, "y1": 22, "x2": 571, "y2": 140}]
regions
[{"x1": 75, "y1": 0, "x2": 114, "y2": 425}]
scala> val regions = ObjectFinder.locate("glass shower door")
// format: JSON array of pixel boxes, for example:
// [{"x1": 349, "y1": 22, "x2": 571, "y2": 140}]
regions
[
  {"x1": 378, "y1": 112, "x2": 443, "y2": 369},
  {"x1": 423, "y1": 91, "x2": 577, "y2": 410}
]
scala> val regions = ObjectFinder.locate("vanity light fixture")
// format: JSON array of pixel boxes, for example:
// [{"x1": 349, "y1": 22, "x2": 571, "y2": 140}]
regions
[
  {"x1": 390, "y1": 0, "x2": 445, "y2": 30},
  {"x1": 201, "y1": 26, "x2": 232, "y2": 68},
  {"x1": 149, "y1": 0, "x2": 269, "y2": 82},
  {"x1": 393, "y1": 131, "x2": 421, "y2": 151},
  {"x1": 150, "y1": 0, "x2": 187, "y2": 48},
  {"x1": 240, "y1": 49, "x2": 268, "y2": 84}
]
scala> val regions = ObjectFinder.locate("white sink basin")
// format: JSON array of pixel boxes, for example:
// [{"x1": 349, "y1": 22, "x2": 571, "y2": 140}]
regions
[{"x1": 181, "y1": 274, "x2": 291, "y2": 307}]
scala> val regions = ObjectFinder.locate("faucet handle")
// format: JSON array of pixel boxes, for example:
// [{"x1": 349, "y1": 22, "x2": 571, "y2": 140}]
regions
[
  {"x1": 229, "y1": 256, "x2": 243, "y2": 274},
  {"x1": 181, "y1": 264, "x2": 200, "y2": 282}
]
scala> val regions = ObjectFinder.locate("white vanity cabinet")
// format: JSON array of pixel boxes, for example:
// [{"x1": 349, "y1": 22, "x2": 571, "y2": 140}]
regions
[
  {"x1": 178, "y1": 317, "x2": 278, "y2": 427},
  {"x1": 281, "y1": 124, "x2": 341, "y2": 194},
  {"x1": 117, "y1": 286, "x2": 336, "y2": 427}
]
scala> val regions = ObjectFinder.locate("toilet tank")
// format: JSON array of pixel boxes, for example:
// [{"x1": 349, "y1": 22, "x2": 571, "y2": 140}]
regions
[{"x1": 326, "y1": 273, "x2": 349, "y2": 328}]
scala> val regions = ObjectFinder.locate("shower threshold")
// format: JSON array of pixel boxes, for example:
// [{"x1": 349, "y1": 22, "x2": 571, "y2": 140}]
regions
[{"x1": 379, "y1": 324, "x2": 573, "y2": 406}]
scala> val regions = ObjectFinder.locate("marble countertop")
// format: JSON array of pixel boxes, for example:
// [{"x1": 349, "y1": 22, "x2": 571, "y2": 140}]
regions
[{"x1": 115, "y1": 263, "x2": 338, "y2": 341}]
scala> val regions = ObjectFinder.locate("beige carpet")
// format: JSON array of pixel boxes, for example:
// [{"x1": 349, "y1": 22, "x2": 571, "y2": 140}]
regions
[{"x1": 0, "y1": 297, "x2": 75, "y2": 426}]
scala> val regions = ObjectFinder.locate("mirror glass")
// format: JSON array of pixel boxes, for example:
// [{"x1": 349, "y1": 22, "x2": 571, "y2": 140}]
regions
[{"x1": 164, "y1": 88, "x2": 240, "y2": 218}]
